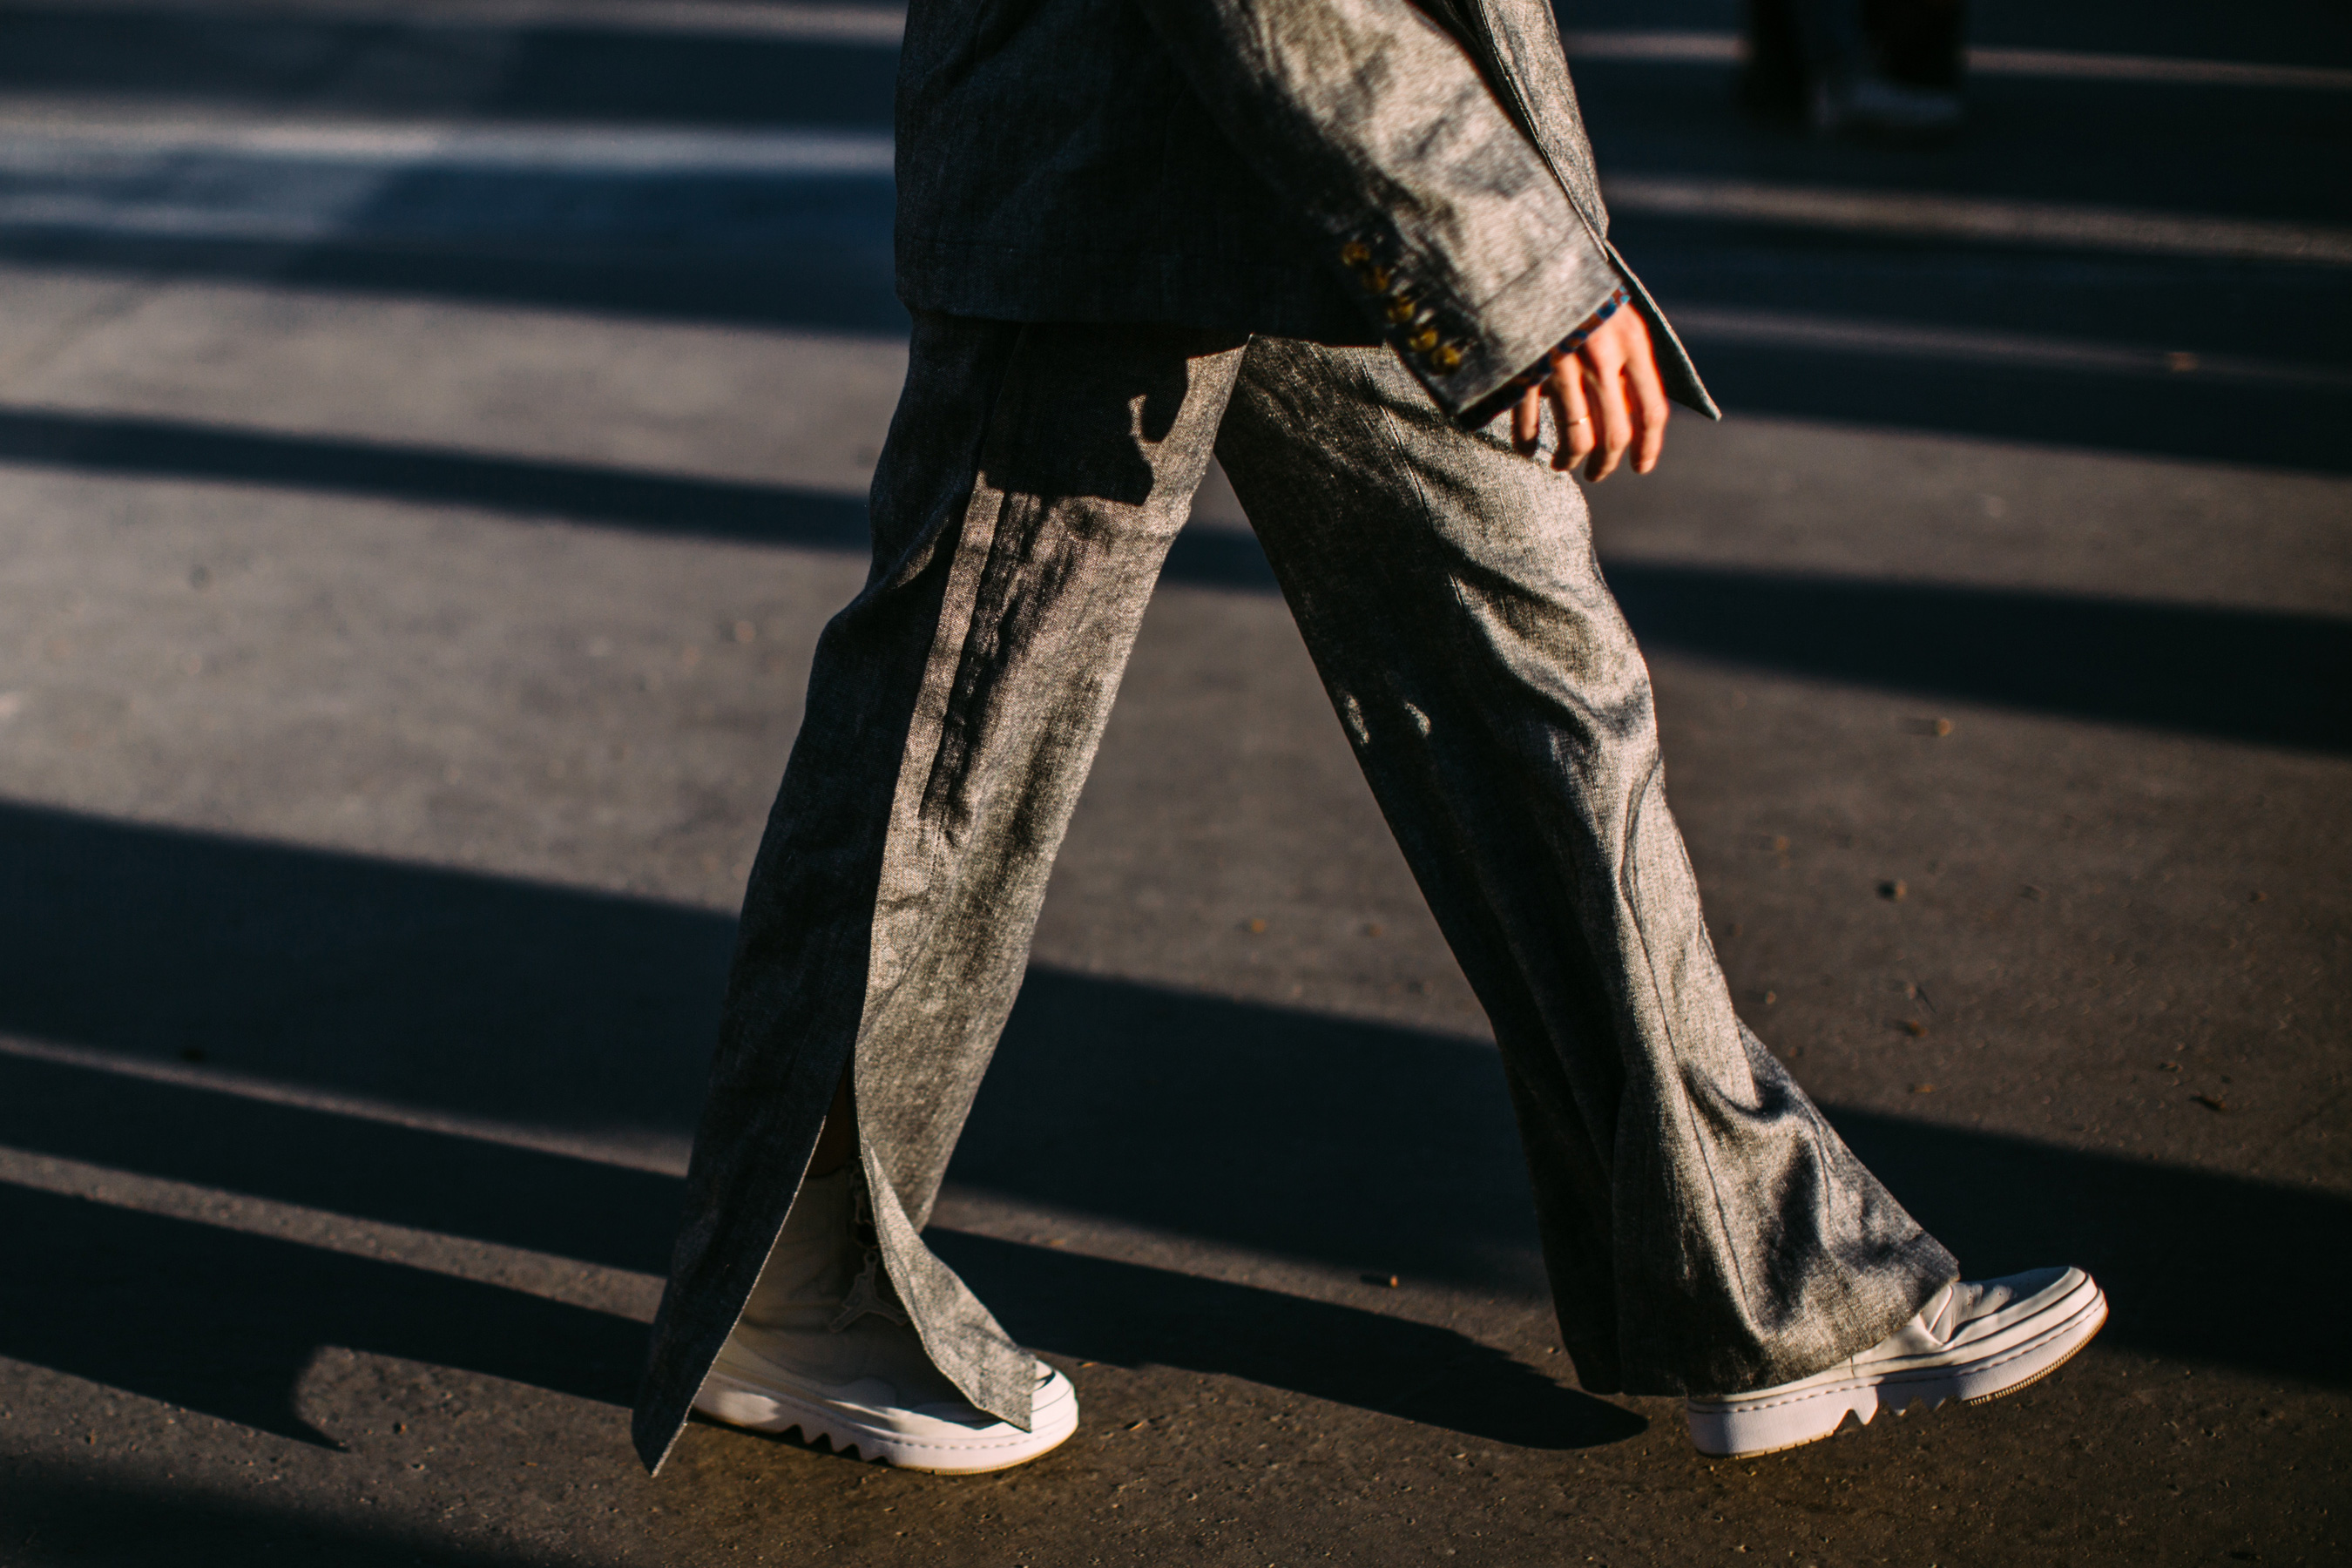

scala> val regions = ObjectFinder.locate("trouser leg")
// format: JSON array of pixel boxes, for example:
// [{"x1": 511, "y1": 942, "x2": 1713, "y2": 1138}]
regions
[
  {"x1": 1213, "y1": 337, "x2": 1957, "y2": 1396},
  {"x1": 635, "y1": 314, "x2": 1246, "y2": 1469}
]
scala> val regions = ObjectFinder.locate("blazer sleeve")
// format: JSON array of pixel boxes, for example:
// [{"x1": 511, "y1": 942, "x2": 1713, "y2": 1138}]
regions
[{"x1": 1128, "y1": 0, "x2": 1623, "y2": 422}]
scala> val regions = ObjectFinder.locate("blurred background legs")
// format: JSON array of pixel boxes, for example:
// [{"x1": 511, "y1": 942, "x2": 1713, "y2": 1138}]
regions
[{"x1": 1744, "y1": 0, "x2": 1969, "y2": 138}]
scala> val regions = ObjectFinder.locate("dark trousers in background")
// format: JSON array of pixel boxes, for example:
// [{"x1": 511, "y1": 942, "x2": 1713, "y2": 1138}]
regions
[{"x1": 1744, "y1": 0, "x2": 1970, "y2": 131}]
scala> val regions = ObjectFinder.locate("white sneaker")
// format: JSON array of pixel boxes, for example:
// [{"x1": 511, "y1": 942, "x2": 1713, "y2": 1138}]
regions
[
  {"x1": 1685, "y1": 1266, "x2": 2107, "y2": 1458},
  {"x1": 691, "y1": 1166, "x2": 1079, "y2": 1474},
  {"x1": 1812, "y1": 73, "x2": 1964, "y2": 137}
]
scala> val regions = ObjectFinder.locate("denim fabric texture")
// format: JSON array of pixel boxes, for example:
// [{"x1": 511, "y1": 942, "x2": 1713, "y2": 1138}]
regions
[
  {"x1": 630, "y1": 314, "x2": 1957, "y2": 1474},
  {"x1": 893, "y1": 0, "x2": 1716, "y2": 422}
]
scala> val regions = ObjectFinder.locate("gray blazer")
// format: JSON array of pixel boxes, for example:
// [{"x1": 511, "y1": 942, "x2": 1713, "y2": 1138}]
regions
[{"x1": 894, "y1": 0, "x2": 1718, "y2": 422}]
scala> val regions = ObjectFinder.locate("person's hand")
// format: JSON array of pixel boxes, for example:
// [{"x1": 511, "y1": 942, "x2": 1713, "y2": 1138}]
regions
[{"x1": 1511, "y1": 304, "x2": 1668, "y2": 480}]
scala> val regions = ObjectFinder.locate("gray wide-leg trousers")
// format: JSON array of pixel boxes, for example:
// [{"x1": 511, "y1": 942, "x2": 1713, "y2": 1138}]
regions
[{"x1": 632, "y1": 313, "x2": 1956, "y2": 1472}]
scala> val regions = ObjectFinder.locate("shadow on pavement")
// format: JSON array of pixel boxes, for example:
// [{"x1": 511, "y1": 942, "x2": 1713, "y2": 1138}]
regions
[
  {"x1": 3, "y1": 408, "x2": 2344, "y2": 751},
  {"x1": 0, "y1": 1117, "x2": 1620, "y2": 1450},
  {"x1": 0, "y1": 407, "x2": 875, "y2": 553},
  {"x1": 0, "y1": 801, "x2": 2345, "y2": 1429},
  {"x1": 0, "y1": 1180, "x2": 645, "y2": 1446},
  {"x1": 0, "y1": 228, "x2": 913, "y2": 338},
  {"x1": 0, "y1": 1459, "x2": 560, "y2": 1568},
  {"x1": 1650, "y1": 335, "x2": 2349, "y2": 475},
  {"x1": 0, "y1": 1049, "x2": 686, "y2": 1274},
  {"x1": 1604, "y1": 562, "x2": 2352, "y2": 754},
  {"x1": 887, "y1": 1233, "x2": 1645, "y2": 1449},
  {"x1": 0, "y1": 4, "x2": 897, "y2": 127},
  {"x1": 0, "y1": 800, "x2": 737, "y2": 1137}
]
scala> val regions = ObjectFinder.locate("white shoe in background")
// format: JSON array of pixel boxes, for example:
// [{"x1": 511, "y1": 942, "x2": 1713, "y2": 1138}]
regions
[{"x1": 1813, "y1": 72, "x2": 1965, "y2": 137}]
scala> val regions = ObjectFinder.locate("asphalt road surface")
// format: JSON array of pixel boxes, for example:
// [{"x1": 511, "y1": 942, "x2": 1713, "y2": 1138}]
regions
[{"x1": 0, "y1": 0, "x2": 2346, "y2": 1564}]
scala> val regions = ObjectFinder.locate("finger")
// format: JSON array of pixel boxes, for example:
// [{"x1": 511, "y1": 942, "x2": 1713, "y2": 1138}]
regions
[
  {"x1": 1582, "y1": 345, "x2": 1634, "y2": 482},
  {"x1": 1619, "y1": 313, "x2": 1672, "y2": 475},
  {"x1": 1512, "y1": 384, "x2": 1542, "y2": 456},
  {"x1": 1550, "y1": 359, "x2": 1594, "y2": 471}
]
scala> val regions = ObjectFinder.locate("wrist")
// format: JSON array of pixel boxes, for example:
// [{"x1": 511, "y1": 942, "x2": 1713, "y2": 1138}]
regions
[
  {"x1": 1473, "y1": 287, "x2": 1631, "y2": 422},
  {"x1": 1551, "y1": 286, "x2": 1631, "y2": 363}
]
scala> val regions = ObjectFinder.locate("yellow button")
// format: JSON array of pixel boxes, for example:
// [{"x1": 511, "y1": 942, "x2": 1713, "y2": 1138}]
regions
[
  {"x1": 1429, "y1": 344, "x2": 1463, "y2": 371},
  {"x1": 1385, "y1": 297, "x2": 1416, "y2": 323},
  {"x1": 1341, "y1": 241, "x2": 1370, "y2": 266},
  {"x1": 1408, "y1": 326, "x2": 1439, "y2": 352},
  {"x1": 1360, "y1": 266, "x2": 1392, "y2": 292}
]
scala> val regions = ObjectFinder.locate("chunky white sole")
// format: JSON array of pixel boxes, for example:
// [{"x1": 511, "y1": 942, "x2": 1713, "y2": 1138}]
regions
[
  {"x1": 694, "y1": 1363, "x2": 1080, "y2": 1475},
  {"x1": 1686, "y1": 1270, "x2": 2107, "y2": 1459}
]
